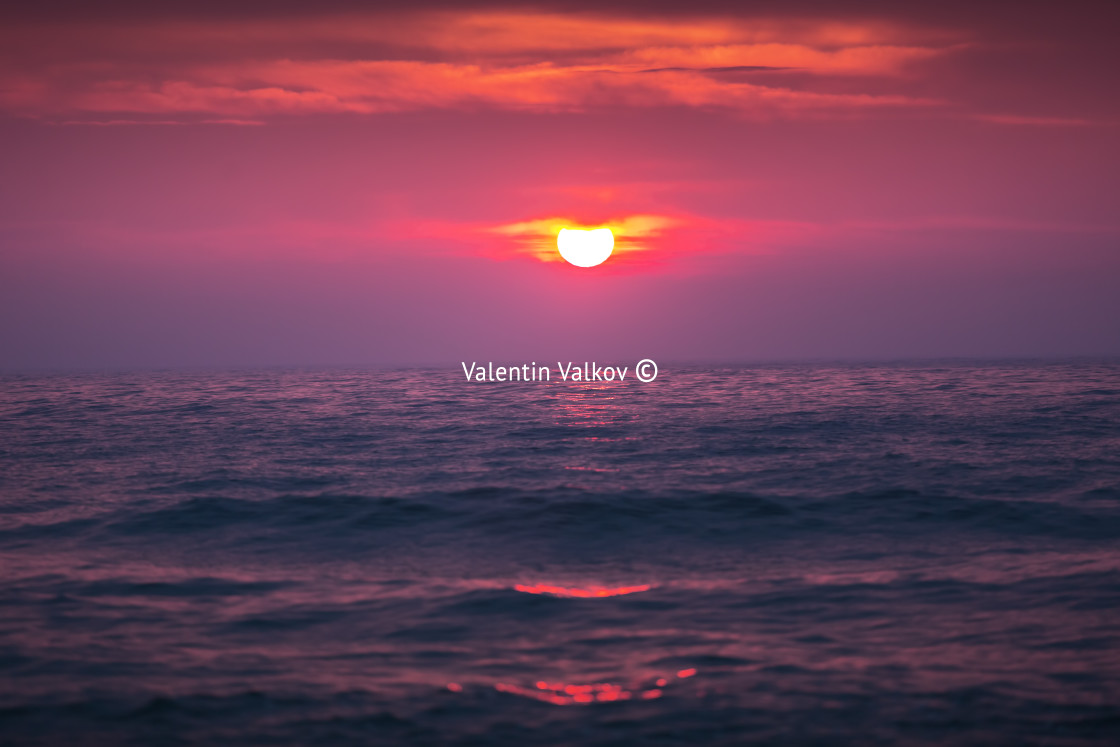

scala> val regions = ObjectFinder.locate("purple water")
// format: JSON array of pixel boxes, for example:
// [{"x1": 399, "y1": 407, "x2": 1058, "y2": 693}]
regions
[{"x1": 1, "y1": 362, "x2": 1119, "y2": 744}]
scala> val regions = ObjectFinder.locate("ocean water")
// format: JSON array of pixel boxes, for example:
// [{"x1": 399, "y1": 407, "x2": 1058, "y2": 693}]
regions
[{"x1": 1, "y1": 362, "x2": 1119, "y2": 745}]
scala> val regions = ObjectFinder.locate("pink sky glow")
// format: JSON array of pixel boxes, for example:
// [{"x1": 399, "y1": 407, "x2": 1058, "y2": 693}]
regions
[{"x1": 1, "y1": 1, "x2": 1117, "y2": 369}]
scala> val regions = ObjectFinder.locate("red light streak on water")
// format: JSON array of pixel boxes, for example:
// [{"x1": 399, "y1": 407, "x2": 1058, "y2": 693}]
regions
[
  {"x1": 512, "y1": 583, "x2": 652, "y2": 598},
  {"x1": 495, "y1": 681, "x2": 636, "y2": 705},
  {"x1": 492, "y1": 668, "x2": 696, "y2": 706}
]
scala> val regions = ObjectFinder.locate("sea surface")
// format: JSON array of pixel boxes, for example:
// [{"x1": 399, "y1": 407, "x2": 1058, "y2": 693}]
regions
[{"x1": 1, "y1": 362, "x2": 1119, "y2": 745}]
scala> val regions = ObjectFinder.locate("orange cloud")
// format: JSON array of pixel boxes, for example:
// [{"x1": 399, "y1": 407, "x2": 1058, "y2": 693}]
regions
[
  {"x1": 0, "y1": 12, "x2": 955, "y2": 62},
  {"x1": 0, "y1": 10, "x2": 957, "y2": 122},
  {"x1": 491, "y1": 215, "x2": 679, "y2": 263},
  {"x1": 621, "y1": 43, "x2": 949, "y2": 75},
  {"x1": 4, "y1": 60, "x2": 937, "y2": 119}
]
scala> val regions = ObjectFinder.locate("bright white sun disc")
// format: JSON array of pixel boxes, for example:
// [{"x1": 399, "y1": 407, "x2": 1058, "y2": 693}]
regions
[{"x1": 557, "y1": 227, "x2": 614, "y2": 268}]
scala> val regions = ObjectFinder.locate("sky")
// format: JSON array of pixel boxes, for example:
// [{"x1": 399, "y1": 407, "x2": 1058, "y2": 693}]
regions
[{"x1": 1, "y1": 0, "x2": 1117, "y2": 370}]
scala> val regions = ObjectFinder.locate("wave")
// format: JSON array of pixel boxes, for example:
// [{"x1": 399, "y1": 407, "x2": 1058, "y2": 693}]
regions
[{"x1": 3, "y1": 488, "x2": 1119, "y2": 550}]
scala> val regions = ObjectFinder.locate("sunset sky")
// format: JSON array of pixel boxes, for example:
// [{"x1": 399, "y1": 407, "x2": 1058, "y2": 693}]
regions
[{"x1": 2, "y1": 0, "x2": 1117, "y2": 369}]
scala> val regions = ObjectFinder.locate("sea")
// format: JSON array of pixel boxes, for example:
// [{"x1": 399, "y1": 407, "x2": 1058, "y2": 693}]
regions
[{"x1": 1, "y1": 362, "x2": 1118, "y2": 745}]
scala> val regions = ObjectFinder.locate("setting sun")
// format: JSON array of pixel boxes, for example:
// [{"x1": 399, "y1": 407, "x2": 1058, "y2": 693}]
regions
[{"x1": 557, "y1": 227, "x2": 614, "y2": 267}]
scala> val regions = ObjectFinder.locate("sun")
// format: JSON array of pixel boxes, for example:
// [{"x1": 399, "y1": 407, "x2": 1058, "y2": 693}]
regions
[{"x1": 557, "y1": 227, "x2": 614, "y2": 267}]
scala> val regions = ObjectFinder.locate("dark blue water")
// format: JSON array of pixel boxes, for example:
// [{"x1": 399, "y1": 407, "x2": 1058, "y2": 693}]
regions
[{"x1": 1, "y1": 363, "x2": 1119, "y2": 745}]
